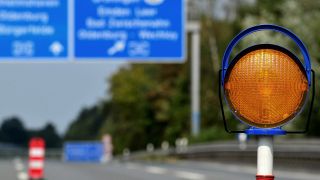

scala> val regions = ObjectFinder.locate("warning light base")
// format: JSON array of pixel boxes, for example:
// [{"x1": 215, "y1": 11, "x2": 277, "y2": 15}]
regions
[{"x1": 245, "y1": 127, "x2": 286, "y2": 136}]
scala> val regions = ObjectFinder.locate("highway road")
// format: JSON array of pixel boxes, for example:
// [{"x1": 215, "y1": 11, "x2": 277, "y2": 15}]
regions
[{"x1": 3, "y1": 158, "x2": 320, "y2": 180}]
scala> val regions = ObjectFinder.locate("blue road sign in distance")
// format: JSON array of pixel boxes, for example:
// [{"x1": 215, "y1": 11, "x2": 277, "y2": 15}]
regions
[
  {"x1": 75, "y1": 0, "x2": 185, "y2": 61},
  {"x1": 0, "y1": 0, "x2": 68, "y2": 59},
  {"x1": 64, "y1": 142, "x2": 104, "y2": 163}
]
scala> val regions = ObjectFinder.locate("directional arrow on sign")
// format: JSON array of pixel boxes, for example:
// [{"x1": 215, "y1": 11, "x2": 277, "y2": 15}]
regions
[{"x1": 49, "y1": 41, "x2": 64, "y2": 56}]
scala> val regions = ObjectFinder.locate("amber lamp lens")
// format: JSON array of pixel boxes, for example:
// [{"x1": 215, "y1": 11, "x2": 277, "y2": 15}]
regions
[{"x1": 224, "y1": 46, "x2": 308, "y2": 128}]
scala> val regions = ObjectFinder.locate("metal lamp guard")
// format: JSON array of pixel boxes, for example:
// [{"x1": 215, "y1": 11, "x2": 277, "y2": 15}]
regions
[
  {"x1": 221, "y1": 24, "x2": 312, "y2": 85},
  {"x1": 219, "y1": 24, "x2": 315, "y2": 135}
]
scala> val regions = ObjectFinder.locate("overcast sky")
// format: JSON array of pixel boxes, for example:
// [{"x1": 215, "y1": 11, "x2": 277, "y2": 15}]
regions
[{"x1": 0, "y1": 62, "x2": 124, "y2": 134}]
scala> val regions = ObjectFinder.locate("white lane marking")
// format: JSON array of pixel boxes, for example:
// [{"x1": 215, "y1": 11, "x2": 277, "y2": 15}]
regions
[
  {"x1": 124, "y1": 163, "x2": 205, "y2": 179},
  {"x1": 13, "y1": 157, "x2": 29, "y2": 180},
  {"x1": 17, "y1": 172, "x2": 28, "y2": 180},
  {"x1": 175, "y1": 171, "x2": 206, "y2": 180},
  {"x1": 201, "y1": 162, "x2": 319, "y2": 180},
  {"x1": 13, "y1": 157, "x2": 22, "y2": 164},
  {"x1": 13, "y1": 157, "x2": 25, "y2": 172},
  {"x1": 15, "y1": 163, "x2": 24, "y2": 171},
  {"x1": 125, "y1": 163, "x2": 140, "y2": 170},
  {"x1": 145, "y1": 166, "x2": 168, "y2": 175},
  {"x1": 276, "y1": 170, "x2": 320, "y2": 180}
]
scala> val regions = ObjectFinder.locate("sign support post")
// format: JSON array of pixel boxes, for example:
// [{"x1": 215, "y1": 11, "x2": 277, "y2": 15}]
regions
[{"x1": 187, "y1": 22, "x2": 201, "y2": 136}]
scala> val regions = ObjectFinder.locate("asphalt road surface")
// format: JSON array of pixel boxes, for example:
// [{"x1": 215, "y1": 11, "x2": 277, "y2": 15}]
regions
[{"x1": 3, "y1": 158, "x2": 320, "y2": 180}]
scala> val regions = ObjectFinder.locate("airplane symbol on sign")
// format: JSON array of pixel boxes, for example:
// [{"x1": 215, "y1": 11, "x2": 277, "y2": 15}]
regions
[{"x1": 107, "y1": 40, "x2": 126, "y2": 56}]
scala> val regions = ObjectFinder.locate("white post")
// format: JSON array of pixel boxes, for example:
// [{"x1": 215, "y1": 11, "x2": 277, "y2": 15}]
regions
[
  {"x1": 188, "y1": 22, "x2": 201, "y2": 136},
  {"x1": 257, "y1": 136, "x2": 274, "y2": 180}
]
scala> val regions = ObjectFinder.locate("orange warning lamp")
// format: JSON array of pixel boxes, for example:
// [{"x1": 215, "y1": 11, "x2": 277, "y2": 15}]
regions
[
  {"x1": 219, "y1": 25, "x2": 314, "y2": 135},
  {"x1": 224, "y1": 44, "x2": 308, "y2": 128}
]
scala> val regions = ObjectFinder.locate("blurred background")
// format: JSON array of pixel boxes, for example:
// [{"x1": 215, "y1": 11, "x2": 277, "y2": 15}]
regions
[{"x1": 1, "y1": 0, "x2": 320, "y2": 180}]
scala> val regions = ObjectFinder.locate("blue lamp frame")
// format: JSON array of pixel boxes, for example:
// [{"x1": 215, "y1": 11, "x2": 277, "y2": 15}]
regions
[{"x1": 219, "y1": 24, "x2": 315, "y2": 136}]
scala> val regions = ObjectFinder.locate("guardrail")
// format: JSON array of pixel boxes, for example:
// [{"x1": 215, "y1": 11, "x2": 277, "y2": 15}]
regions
[
  {"x1": 0, "y1": 148, "x2": 62, "y2": 159},
  {"x1": 125, "y1": 139, "x2": 320, "y2": 171}
]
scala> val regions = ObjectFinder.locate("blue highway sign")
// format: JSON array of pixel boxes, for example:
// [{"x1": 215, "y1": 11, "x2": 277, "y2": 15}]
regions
[
  {"x1": 0, "y1": 0, "x2": 68, "y2": 59},
  {"x1": 64, "y1": 142, "x2": 104, "y2": 163},
  {"x1": 74, "y1": 0, "x2": 185, "y2": 61}
]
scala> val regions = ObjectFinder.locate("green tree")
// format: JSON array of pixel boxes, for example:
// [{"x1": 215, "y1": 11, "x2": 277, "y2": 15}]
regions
[
  {"x1": 29, "y1": 123, "x2": 62, "y2": 148},
  {"x1": 0, "y1": 117, "x2": 28, "y2": 146},
  {"x1": 64, "y1": 102, "x2": 110, "y2": 141}
]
